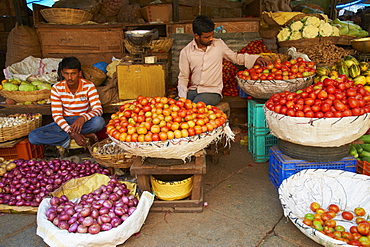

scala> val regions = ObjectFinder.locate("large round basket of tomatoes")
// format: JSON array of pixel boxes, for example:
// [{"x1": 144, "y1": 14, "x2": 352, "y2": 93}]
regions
[
  {"x1": 106, "y1": 96, "x2": 233, "y2": 160},
  {"x1": 236, "y1": 57, "x2": 316, "y2": 99},
  {"x1": 279, "y1": 169, "x2": 370, "y2": 247},
  {"x1": 264, "y1": 76, "x2": 370, "y2": 147}
]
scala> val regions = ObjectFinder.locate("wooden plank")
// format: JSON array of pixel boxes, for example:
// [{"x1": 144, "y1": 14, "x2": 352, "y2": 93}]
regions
[
  {"x1": 116, "y1": 64, "x2": 166, "y2": 100},
  {"x1": 150, "y1": 187, "x2": 204, "y2": 212}
]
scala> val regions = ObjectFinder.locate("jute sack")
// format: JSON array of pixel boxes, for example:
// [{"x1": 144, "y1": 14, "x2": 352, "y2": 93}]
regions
[{"x1": 6, "y1": 24, "x2": 42, "y2": 67}]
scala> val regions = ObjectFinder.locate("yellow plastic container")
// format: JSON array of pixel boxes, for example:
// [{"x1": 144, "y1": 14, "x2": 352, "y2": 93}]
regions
[{"x1": 150, "y1": 175, "x2": 193, "y2": 201}]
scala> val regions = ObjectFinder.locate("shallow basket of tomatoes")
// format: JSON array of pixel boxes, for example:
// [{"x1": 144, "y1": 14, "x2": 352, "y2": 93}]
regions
[
  {"x1": 108, "y1": 123, "x2": 232, "y2": 160},
  {"x1": 236, "y1": 75, "x2": 314, "y2": 99},
  {"x1": 279, "y1": 169, "x2": 370, "y2": 247}
]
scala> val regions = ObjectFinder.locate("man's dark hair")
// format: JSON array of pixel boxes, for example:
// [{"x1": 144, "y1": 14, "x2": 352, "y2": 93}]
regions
[
  {"x1": 57, "y1": 56, "x2": 81, "y2": 81},
  {"x1": 192, "y1": 15, "x2": 214, "y2": 36}
]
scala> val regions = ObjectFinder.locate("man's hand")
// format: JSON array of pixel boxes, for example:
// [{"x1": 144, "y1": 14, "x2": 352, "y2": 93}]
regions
[
  {"x1": 254, "y1": 57, "x2": 269, "y2": 67},
  {"x1": 70, "y1": 116, "x2": 85, "y2": 134},
  {"x1": 70, "y1": 132, "x2": 88, "y2": 147}
]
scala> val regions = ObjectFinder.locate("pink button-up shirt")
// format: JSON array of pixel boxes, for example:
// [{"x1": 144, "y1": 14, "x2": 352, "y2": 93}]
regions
[{"x1": 177, "y1": 38, "x2": 260, "y2": 98}]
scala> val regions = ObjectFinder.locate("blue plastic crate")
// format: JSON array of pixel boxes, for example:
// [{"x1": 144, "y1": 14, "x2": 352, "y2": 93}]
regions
[
  {"x1": 269, "y1": 146, "x2": 357, "y2": 190},
  {"x1": 248, "y1": 127, "x2": 278, "y2": 163},
  {"x1": 247, "y1": 99, "x2": 268, "y2": 129},
  {"x1": 237, "y1": 85, "x2": 249, "y2": 98}
]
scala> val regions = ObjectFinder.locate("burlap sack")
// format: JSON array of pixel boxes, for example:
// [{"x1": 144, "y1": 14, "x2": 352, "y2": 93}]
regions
[
  {"x1": 96, "y1": 73, "x2": 118, "y2": 105},
  {"x1": 6, "y1": 24, "x2": 42, "y2": 67},
  {"x1": 117, "y1": 4, "x2": 142, "y2": 23}
]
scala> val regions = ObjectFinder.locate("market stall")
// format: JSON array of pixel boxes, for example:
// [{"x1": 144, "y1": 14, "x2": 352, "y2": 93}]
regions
[{"x1": 1, "y1": 0, "x2": 370, "y2": 246}]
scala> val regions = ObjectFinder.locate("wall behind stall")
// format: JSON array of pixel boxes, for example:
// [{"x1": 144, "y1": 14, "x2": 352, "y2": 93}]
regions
[{"x1": 170, "y1": 32, "x2": 277, "y2": 87}]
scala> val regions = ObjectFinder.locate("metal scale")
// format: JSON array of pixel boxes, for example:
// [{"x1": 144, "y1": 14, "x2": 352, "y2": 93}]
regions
[{"x1": 124, "y1": 29, "x2": 159, "y2": 64}]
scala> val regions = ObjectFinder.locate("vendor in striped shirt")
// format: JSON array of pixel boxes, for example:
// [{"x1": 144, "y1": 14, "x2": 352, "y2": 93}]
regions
[{"x1": 29, "y1": 57, "x2": 105, "y2": 148}]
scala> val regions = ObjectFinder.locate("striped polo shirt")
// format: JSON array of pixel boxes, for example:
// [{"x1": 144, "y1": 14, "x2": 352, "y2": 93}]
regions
[{"x1": 51, "y1": 78, "x2": 103, "y2": 133}]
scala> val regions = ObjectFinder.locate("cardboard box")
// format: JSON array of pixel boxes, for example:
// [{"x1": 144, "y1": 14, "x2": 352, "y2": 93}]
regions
[
  {"x1": 141, "y1": 4, "x2": 172, "y2": 23},
  {"x1": 117, "y1": 64, "x2": 165, "y2": 99}
]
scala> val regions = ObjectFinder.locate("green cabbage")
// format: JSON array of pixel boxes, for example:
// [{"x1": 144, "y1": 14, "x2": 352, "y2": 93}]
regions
[
  {"x1": 3, "y1": 82, "x2": 19, "y2": 91},
  {"x1": 19, "y1": 84, "x2": 37, "y2": 92}
]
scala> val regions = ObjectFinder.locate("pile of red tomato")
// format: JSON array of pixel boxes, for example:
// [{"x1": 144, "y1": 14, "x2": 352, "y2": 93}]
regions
[
  {"x1": 106, "y1": 96, "x2": 228, "y2": 143},
  {"x1": 303, "y1": 202, "x2": 370, "y2": 246},
  {"x1": 265, "y1": 75, "x2": 370, "y2": 118},
  {"x1": 237, "y1": 57, "x2": 316, "y2": 81},
  {"x1": 237, "y1": 39, "x2": 271, "y2": 54},
  {"x1": 222, "y1": 59, "x2": 239, "y2": 97},
  {"x1": 222, "y1": 39, "x2": 271, "y2": 97}
]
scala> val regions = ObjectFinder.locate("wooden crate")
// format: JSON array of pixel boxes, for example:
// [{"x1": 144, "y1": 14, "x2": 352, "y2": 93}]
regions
[
  {"x1": 36, "y1": 23, "x2": 124, "y2": 56},
  {"x1": 117, "y1": 64, "x2": 166, "y2": 100},
  {"x1": 130, "y1": 150, "x2": 206, "y2": 213},
  {"x1": 167, "y1": 18, "x2": 260, "y2": 35}
]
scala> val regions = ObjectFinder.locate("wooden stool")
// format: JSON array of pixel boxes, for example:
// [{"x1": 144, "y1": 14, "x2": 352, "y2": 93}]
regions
[{"x1": 130, "y1": 150, "x2": 206, "y2": 213}]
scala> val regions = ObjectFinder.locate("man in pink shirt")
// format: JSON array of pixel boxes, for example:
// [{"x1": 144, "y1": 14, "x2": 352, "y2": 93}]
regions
[{"x1": 178, "y1": 15, "x2": 269, "y2": 105}]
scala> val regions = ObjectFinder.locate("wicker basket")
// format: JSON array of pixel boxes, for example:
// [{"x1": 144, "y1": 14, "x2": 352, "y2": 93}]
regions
[
  {"x1": 88, "y1": 139, "x2": 135, "y2": 168},
  {"x1": 82, "y1": 65, "x2": 106, "y2": 87},
  {"x1": 237, "y1": 75, "x2": 314, "y2": 99},
  {"x1": 0, "y1": 115, "x2": 42, "y2": 142},
  {"x1": 278, "y1": 36, "x2": 338, "y2": 49},
  {"x1": 0, "y1": 89, "x2": 51, "y2": 103},
  {"x1": 40, "y1": 8, "x2": 93, "y2": 25},
  {"x1": 109, "y1": 123, "x2": 234, "y2": 160}
]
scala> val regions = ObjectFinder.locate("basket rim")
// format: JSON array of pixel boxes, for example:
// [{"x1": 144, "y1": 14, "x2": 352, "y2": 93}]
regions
[{"x1": 40, "y1": 8, "x2": 93, "y2": 24}]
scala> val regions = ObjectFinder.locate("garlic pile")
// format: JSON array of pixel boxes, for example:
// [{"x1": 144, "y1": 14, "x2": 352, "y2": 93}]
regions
[{"x1": 0, "y1": 113, "x2": 41, "y2": 128}]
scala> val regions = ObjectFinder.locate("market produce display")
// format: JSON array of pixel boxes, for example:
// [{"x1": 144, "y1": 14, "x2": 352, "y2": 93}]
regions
[
  {"x1": 107, "y1": 95, "x2": 228, "y2": 142},
  {"x1": 297, "y1": 43, "x2": 353, "y2": 66},
  {"x1": 314, "y1": 56, "x2": 370, "y2": 90},
  {"x1": 222, "y1": 39, "x2": 271, "y2": 97},
  {"x1": 45, "y1": 178, "x2": 137, "y2": 234},
  {"x1": 330, "y1": 18, "x2": 369, "y2": 38},
  {"x1": 0, "y1": 113, "x2": 41, "y2": 128},
  {"x1": 0, "y1": 78, "x2": 51, "y2": 105},
  {"x1": 302, "y1": 202, "x2": 370, "y2": 246},
  {"x1": 0, "y1": 159, "x2": 110, "y2": 207},
  {"x1": 277, "y1": 16, "x2": 340, "y2": 42},
  {"x1": 236, "y1": 57, "x2": 315, "y2": 99},
  {"x1": 265, "y1": 75, "x2": 370, "y2": 118},
  {"x1": 237, "y1": 57, "x2": 315, "y2": 81},
  {"x1": 350, "y1": 135, "x2": 370, "y2": 162},
  {"x1": 1, "y1": 78, "x2": 52, "y2": 91},
  {"x1": 279, "y1": 169, "x2": 370, "y2": 247}
]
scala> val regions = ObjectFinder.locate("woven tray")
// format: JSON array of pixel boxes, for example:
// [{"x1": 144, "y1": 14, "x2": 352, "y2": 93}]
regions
[
  {"x1": 40, "y1": 8, "x2": 93, "y2": 25},
  {"x1": 0, "y1": 89, "x2": 50, "y2": 103},
  {"x1": 109, "y1": 123, "x2": 234, "y2": 160},
  {"x1": 82, "y1": 65, "x2": 106, "y2": 87},
  {"x1": 0, "y1": 115, "x2": 42, "y2": 142},
  {"x1": 237, "y1": 75, "x2": 314, "y2": 99},
  {"x1": 88, "y1": 139, "x2": 135, "y2": 168}
]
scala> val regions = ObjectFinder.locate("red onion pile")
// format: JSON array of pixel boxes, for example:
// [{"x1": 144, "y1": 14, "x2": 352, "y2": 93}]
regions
[
  {"x1": 46, "y1": 178, "x2": 138, "y2": 234},
  {"x1": 0, "y1": 159, "x2": 110, "y2": 207}
]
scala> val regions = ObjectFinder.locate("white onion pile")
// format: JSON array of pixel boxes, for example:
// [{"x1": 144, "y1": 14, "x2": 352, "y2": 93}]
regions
[
  {"x1": 46, "y1": 178, "x2": 138, "y2": 234},
  {"x1": 0, "y1": 159, "x2": 110, "y2": 207}
]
